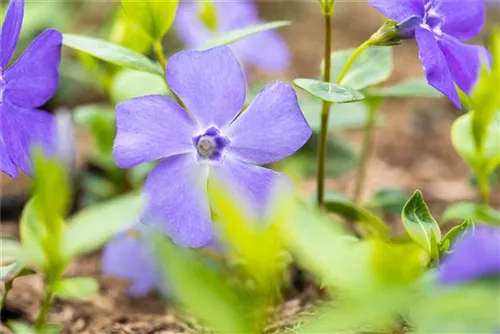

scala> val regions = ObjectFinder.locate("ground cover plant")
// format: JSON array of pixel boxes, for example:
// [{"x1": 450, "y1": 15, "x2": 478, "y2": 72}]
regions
[{"x1": 0, "y1": 0, "x2": 499, "y2": 333}]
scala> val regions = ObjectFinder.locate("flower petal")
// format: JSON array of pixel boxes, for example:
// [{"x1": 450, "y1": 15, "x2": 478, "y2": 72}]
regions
[
  {"x1": 0, "y1": 0, "x2": 24, "y2": 70},
  {"x1": 415, "y1": 27, "x2": 460, "y2": 108},
  {"x1": 1, "y1": 102, "x2": 54, "y2": 176},
  {"x1": 102, "y1": 227, "x2": 158, "y2": 296},
  {"x1": 367, "y1": 0, "x2": 424, "y2": 22},
  {"x1": 174, "y1": 1, "x2": 212, "y2": 48},
  {"x1": 210, "y1": 156, "x2": 289, "y2": 219},
  {"x1": 142, "y1": 153, "x2": 212, "y2": 248},
  {"x1": 114, "y1": 95, "x2": 197, "y2": 168},
  {"x1": 432, "y1": 0, "x2": 485, "y2": 40},
  {"x1": 439, "y1": 226, "x2": 500, "y2": 284},
  {"x1": 438, "y1": 35, "x2": 488, "y2": 94},
  {"x1": 166, "y1": 46, "x2": 246, "y2": 129},
  {"x1": 231, "y1": 30, "x2": 290, "y2": 73},
  {"x1": 0, "y1": 106, "x2": 18, "y2": 178},
  {"x1": 4, "y1": 29, "x2": 62, "y2": 108},
  {"x1": 226, "y1": 81, "x2": 312, "y2": 165}
]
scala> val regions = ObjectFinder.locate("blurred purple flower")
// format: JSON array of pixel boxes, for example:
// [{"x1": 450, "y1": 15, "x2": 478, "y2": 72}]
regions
[
  {"x1": 368, "y1": 0, "x2": 488, "y2": 108},
  {"x1": 174, "y1": 0, "x2": 290, "y2": 73},
  {"x1": 102, "y1": 225, "x2": 159, "y2": 296},
  {"x1": 439, "y1": 225, "x2": 500, "y2": 285},
  {"x1": 0, "y1": 0, "x2": 62, "y2": 178},
  {"x1": 113, "y1": 46, "x2": 311, "y2": 247}
]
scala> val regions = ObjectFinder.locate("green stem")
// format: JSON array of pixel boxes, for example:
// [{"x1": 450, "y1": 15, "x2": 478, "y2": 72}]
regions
[
  {"x1": 153, "y1": 41, "x2": 167, "y2": 71},
  {"x1": 335, "y1": 39, "x2": 372, "y2": 84},
  {"x1": 317, "y1": 13, "x2": 333, "y2": 209},
  {"x1": 34, "y1": 285, "x2": 54, "y2": 330},
  {"x1": 478, "y1": 172, "x2": 490, "y2": 205},
  {"x1": 0, "y1": 280, "x2": 13, "y2": 313},
  {"x1": 353, "y1": 105, "x2": 378, "y2": 204}
]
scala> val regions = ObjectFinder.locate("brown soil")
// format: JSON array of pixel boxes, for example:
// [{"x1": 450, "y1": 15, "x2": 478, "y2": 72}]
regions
[{"x1": 1, "y1": 1, "x2": 499, "y2": 333}]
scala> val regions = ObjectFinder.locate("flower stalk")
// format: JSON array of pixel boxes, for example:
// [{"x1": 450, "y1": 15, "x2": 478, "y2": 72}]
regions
[
  {"x1": 153, "y1": 41, "x2": 167, "y2": 71},
  {"x1": 34, "y1": 286, "x2": 55, "y2": 330}
]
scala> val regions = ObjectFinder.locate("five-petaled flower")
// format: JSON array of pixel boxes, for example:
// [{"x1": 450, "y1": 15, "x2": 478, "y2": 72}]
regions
[
  {"x1": 439, "y1": 225, "x2": 500, "y2": 285},
  {"x1": 0, "y1": 0, "x2": 62, "y2": 178},
  {"x1": 113, "y1": 46, "x2": 311, "y2": 247},
  {"x1": 174, "y1": 0, "x2": 290, "y2": 73},
  {"x1": 368, "y1": 0, "x2": 488, "y2": 108}
]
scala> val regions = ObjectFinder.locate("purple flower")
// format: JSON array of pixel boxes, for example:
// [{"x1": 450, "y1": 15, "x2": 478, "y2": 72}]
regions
[
  {"x1": 102, "y1": 225, "x2": 159, "y2": 296},
  {"x1": 174, "y1": 0, "x2": 290, "y2": 73},
  {"x1": 368, "y1": 0, "x2": 488, "y2": 108},
  {"x1": 0, "y1": 0, "x2": 62, "y2": 178},
  {"x1": 439, "y1": 225, "x2": 500, "y2": 285},
  {"x1": 113, "y1": 46, "x2": 311, "y2": 247}
]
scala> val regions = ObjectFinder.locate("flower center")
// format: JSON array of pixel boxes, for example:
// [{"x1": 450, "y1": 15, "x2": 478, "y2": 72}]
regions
[
  {"x1": 422, "y1": 2, "x2": 444, "y2": 37},
  {"x1": 192, "y1": 126, "x2": 230, "y2": 163}
]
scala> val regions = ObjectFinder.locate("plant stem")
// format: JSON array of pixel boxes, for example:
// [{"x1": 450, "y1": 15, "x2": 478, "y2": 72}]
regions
[
  {"x1": 353, "y1": 104, "x2": 378, "y2": 204},
  {"x1": 153, "y1": 41, "x2": 167, "y2": 71},
  {"x1": 0, "y1": 280, "x2": 13, "y2": 314},
  {"x1": 478, "y1": 172, "x2": 490, "y2": 205},
  {"x1": 317, "y1": 13, "x2": 333, "y2": 209},
  {"x1": 35, "y1": 286, "x2": 54, "y2": 330},
  {"x1": 335, "y1": 39, "x2": 372, "y2": 84}
]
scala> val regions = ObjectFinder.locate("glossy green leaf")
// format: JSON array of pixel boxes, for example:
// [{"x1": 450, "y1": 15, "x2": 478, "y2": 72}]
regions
[
  {"x1": 109, "y1": 10, "x2": 151, "y2": 54},
  {"x1": 294, "y1": 78, "x2": 365, "y2": 103},
  {"x1": 439, "y1": 219, "x2": 474, "y2": 255},
  {"x1": 401, "y1": 190, "x2": 441, "y2": 255},
  {"x1": 121, "y1": 0, "x2": 179, "y2": 41},
  {"x1": 470, "y1": 30, "x2": 500, "y2": 150},
  {"x1": 326, "y1": 46, "x2": 393, "y2": 90},
  {"x1": 364, "y1": 188, "x2": 409, "y2": 214},
  {"x1": 151, "y1": 234, "x2": 252, "y2": 334},
  {"x1": 53, "y1": 277, "x2": 99, "y2": 300},
  {"x1": 440, "y1": 202, "x2": 500, "y2": 225},
  {"x1": 301, "y1": 98, "x2": 382, "y2": 132},
  {"x1": 110, "y1": 69, "x2": 167, "y2": 104},
  {"x1": 198, "y1": 21, "x2": 290, "y2": 50},
  {"x1": 324, "y1": 195, "x2": 389, "y2": 238},
  {"x1": 63, "y1": 34, "x2": 163, "y2": 76},
  {"x1": 451, "y1": 112, "x2": 500, "y2": 175},
  {"x1": 63, "y1": 193, "x2": 143, "y2": 259},
  {"x1": 368, "y1": 77, "x2": 442, "y2": 98}
]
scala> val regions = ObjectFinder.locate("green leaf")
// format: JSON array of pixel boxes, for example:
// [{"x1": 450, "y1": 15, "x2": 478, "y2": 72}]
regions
[
  {"x1": 439, "y1": 219, "x2": 474, "y2": 255},
  {"x1": 109, "y1": 10, "x2": 151, "y2": 54},
  {"x1": 470, "y1": 30, "x2": 500, "y2": 151},
  {"x1": 440, "y1": 202, "x2": 500, "y2": 225},
  {"x1": 198, "y1": 21, "x2": 290, "y2": 50},
  {"x1": 326, "y1": 46, "x2": 393, "y2": 90},
  {"x1": 19, "y1": 200, "x2": 47, "y2": 268},
  {"x1": 294, "y1": 78, "x2": 365, "y2": 103},
  {"x1": 73, "y1": 104, "x2": 116, "y2": 155},
  {"x1": 63, "y1": 193, "x2": 143, "y2": 259},
  {"x1": 8, "y1": 321, "x2": 36, "y2": 334},
  {"x1": 121, "y1": 0, "x2": 179, "y2": 41},
  {"x1": 110, "y1": 69, "x2": 167, "y2": 104},
  {"x1": 301, "y1": 98, "x2": 383, "y2": 132},
  {"x1": 150, "y1": 234, "x2": 252, "y2": 334},
  {"x1": 63, "y1": 34, "x2": 163, "y2": 76},
  {"x1": 1, "y1": 263, "x2": 23, "y2": 281},
  {"x1": 0, "y1": 238, "x2": 24, "y2": 262},
  {"x1": 324, "y1": 195, "x2": 389, "y2": 238},
  {"x1": 364, "y1": 188, "x2": 409, "y2": 214},
  {"x1": 451, "y1": 112, "x2": 500, "y2": 175},
  {"x1": 53, "y1": 277, "x2": 98, "y2": 300},
  {"x1": 401, "y1": 190, "x2": 441, "y2": 255},
  {"x1": 368, "y1": 77, "x2": 442, "y2": 98}
]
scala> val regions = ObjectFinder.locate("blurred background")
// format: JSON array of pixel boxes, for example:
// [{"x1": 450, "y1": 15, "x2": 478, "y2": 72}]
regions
[{"x1": 0, "y1": 0, "x2": 499, "y2": 332}]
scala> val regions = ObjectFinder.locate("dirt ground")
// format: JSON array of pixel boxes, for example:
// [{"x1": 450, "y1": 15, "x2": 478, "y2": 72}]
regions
[{"x1": 1, "y1": 1, "x2": 499, "y2": 333}]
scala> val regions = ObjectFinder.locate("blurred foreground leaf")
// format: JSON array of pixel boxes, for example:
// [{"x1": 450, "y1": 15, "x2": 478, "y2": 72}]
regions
[
  {"x1": 0, "y1": 238, "x2": 25, "y2": 262},
  {"x1": 198, "y1": 21, "x2": 290, "y2": 50},
  {"x1": 121, "y1": 0, "x2": 179, "y2": 41},
  {"x1": 63, "y1": 192, "x2": 142, "y2": 258},
  {"x1": 294, "y1": 78, "x2": 365, "y2": 103},
  {"x1": 150, "y1": 234, "x2": 252, "y2": 334},
  {"x1": 53, "y1": 277, "x2": 98, "y2": 300},
  {"x1": 109, "y1": 10, "x2": 151, "y2": 54},
  {"x1": 440, "y1": 202, "x2": 500, "y2": 225},
  {"x1": 63, "y1": 34, "x2": 163, "y2": 76}
]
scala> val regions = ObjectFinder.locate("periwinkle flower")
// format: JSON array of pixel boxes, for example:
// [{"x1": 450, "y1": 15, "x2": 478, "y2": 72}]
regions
[
  {"x1": 0, "y1": 0, "x2": 62, "y2": 177},
  {"x1": 368, "y1": 0, "x2": 488, "y2": 108},
  {"x1": 439, "y1": 225, "x2": 500, "y2": 285},
  {"x1": 102, "y1": 225, "x2": 160, "y2": 296},
  {"x1": 174, "y1": 0, "x2": 290, "y2": 73},
  {"x1": 113, "y1": 46, "x2": 311, "y2": 247}
]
